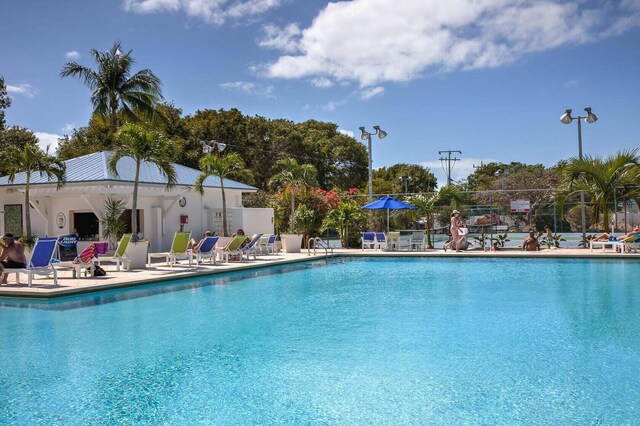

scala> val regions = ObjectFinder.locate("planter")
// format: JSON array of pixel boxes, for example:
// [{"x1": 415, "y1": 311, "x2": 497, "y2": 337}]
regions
[
  {"x1": 124, "y1": 240, "x2": 149, "y2": 269},
  {"x1": 280, "y1": 234, "x2": 303, "y2": 253}
]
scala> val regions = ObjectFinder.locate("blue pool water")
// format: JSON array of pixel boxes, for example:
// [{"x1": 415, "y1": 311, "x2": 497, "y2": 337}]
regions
[{"x1": 1, "y1": 257, "x2": 639, "y2": 424}]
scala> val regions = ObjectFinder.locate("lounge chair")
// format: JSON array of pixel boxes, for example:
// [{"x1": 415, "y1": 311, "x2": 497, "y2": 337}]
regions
[
  {"x1": 96, "y1": 233, "x2": 132, "y2": 271},
  {"x1": 241, "y1": 234, "x2": 264, "y2": 260},
  {"x1": 362, "y1": 232, "x2": 377, "y2": 250},
  {"x1": 387, "y1": 232, "x2": 400, "y2": 251},
  {"x1": 590, "y1": 237, "x2": 619, "y2": 253},
  {"x1": 259, "y1": 234, "x2": 277, "y2": 255},
  {"x1": 410, "y1": 231, "x2": 426, "y2": 251},
  {"x1": 215, "y1": 235, "x2": 249, "y2": 263},
  {"x1": 375, "y1": 232, "x2": 388, "y2": 250},
  {"x1": 147, "y1": 231, "x2": 192, "y2": 267},
  {"x1": 191, "y1": 236, "x2": 219, "y2": 265},
  {"x1": 1, "y1": 237, "x2": 58, "y2": 287},
  {"x1": 617, "y1": 234, "x2": 640, "y2": 253}
]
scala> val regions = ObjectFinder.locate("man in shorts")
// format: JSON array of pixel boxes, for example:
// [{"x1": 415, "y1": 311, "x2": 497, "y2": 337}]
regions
[{"x1": 0, "y1": 233, "x2": 28, "y2": 284}]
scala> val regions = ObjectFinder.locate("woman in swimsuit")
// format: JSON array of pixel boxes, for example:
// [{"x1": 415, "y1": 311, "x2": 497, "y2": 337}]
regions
[{"x1": 449, "y1": 210, "x2": 462, "y2": 252}]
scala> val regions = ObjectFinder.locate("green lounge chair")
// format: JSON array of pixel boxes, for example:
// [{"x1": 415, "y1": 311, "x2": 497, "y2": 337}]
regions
[
  {"x1": 96, "y1": 233, "x2": 132, "y2": 271},
  {"x1": 215, "y1": 235, "x2": 249, "y2": 263},
  {"x1": 147, "y1": 231, "x2": 193, "y2": 267}
]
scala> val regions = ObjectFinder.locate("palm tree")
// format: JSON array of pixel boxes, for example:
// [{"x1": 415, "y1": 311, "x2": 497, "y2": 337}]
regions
[
  {"x1": 2, "y1": 143, "x2": 66, "y2": 241},
  {"x1": 408, "y1": 185, "x2": 464, "y2": 248},
  {"x1": 269, "y1": 158, "x2": 318, "y2": 233},
  {"x1": 321, "y1": 200, "x2": 366, "y2": 248},
  {"x1": 61, "y1": 41, "x2": 162, "y2": 136},
  {"x1": 558, "y1": 149, "x2": 640, "y2": 230},
  {"x1": 108, "y1": 124, "x2": 177, "y2": 241},
  {"x1": 195, "y1": 153, "x2": 253, "y2": 237}
]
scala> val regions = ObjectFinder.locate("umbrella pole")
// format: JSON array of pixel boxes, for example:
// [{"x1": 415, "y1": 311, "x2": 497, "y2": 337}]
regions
[{"x1": 387, "y1": 209, "x2": 390, "y2": 232}]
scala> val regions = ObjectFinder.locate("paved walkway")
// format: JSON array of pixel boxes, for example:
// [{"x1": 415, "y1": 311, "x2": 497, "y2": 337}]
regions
[{"x1": 1, "y1": 247, "x2": 638, "y2": 299}]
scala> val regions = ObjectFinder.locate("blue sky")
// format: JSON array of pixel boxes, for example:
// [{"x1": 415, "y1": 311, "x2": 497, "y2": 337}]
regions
[{"x1": 2, "y1": 0, "x2": 639, "y2": 184}]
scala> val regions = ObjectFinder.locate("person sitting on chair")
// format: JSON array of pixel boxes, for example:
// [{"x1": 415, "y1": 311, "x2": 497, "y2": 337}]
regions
[
  {"x1": 522, "y1": 231, "x2": 540, "y2": 251},
  {"x1": 0, "y1": 233, "x2": 27, "y2": 284},
  {"x1": 189, "y1": 231, "x2": 213, "y2": 252}
]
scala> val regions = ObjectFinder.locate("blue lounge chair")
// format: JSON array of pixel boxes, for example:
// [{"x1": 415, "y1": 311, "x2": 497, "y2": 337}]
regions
[
  {"x1": 259, "y1": 234, "x2": 277, "y2": 255},
  {"x1": 1, "y1": 237, "x2": 59, "y2": 287},
  {"x1": 192, "y1": 236, "x2": 219, "y2": 265},
  {"x1": 362, "y1": 232, "x2": 376, "y2": 250},
  {"x1": 375, "y1": 232, "x2": 388, "y2": 250},
  {"x1": 242, "y1": 234, "x2": 264, "y2": 260}
]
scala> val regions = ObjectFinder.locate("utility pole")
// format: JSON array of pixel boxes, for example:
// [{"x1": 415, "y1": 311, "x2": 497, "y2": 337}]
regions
[{"x1": 438, "y1": 150, "x2": 462, "y2": 186}]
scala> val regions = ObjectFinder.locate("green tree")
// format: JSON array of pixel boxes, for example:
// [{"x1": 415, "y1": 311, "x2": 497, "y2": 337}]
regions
[
  {"x1": 558, "y1": 149, "x2": 640, "y2": 231},
  {"x1": 270, "y1": 158, "x2": 318, "y2": 233},
  {"x1": 194, "y1": 152, "x2": 253, "y2": 237},
  {"x1": 373, "y1": 163, "x2": 438, "y2": 195},
  {"x1": 61, "y1": 41, "x2": 162, "y2": 136},
  {"x1": 2, "y1": 142, "x2": 66, "y2": 240},
  {"x1": 321, "y1": 200, "x2": 367, "y2": 248},
  {"x1": 408, "y1": 185, "x2": 464, "y2": 248},
  {"x1": 0, "y1": 126, "x2": 40, "y2": 176},
  {"x1": 0, "y1": 76, "x2": 11, "y2": 130},
  {"x1": 108, "y1": 124, "x2": 177, "y2": 241},
  {"x1": 56, "y1": 115, "x2": 113, "y2": 159}
]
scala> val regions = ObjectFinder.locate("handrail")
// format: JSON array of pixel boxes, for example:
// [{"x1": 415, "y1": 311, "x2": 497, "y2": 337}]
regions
[{"x1": 307, "y1": 237, "x2": 334, "y2": 258}]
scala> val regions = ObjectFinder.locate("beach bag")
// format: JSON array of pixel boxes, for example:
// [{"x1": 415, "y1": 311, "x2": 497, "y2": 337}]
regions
[{"x1": 93, "y1": 265, "x2": 107, "y2": 277}]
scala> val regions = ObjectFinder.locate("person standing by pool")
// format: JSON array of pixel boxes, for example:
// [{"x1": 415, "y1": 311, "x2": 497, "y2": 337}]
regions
[
  {"x1": 0, "y1": 233, "x2": 27, "y2": 284},
  {"x1": 447, "y1": 210, "x2": 463, "y2": 252},
  {"x1": 544, "y1": 225, "x2": 560, "y2": 248}
]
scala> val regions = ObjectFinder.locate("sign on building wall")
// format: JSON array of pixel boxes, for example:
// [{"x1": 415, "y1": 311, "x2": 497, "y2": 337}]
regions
[{"x1": 510, "y1": 199, "x2": 531, "y2": 213}]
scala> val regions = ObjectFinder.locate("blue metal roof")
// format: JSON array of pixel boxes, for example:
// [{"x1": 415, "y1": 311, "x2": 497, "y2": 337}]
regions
[{"x1": 0, "y1": 151, "x2": 257, "y2": 190}]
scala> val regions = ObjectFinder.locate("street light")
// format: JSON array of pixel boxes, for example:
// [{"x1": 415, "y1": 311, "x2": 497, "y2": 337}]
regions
[
  {"x1": 200, "y1": 140, "x2": 226, "y2": 154},
  {"x1": 359, "y1": 125, "x2": 387, "y2": 201},
  {"x1": 399, "y1": 175, "x2": 412, "y2": 193},
  {"x1": 560, "y1": 107, "x2": 598, "y2": 241}
]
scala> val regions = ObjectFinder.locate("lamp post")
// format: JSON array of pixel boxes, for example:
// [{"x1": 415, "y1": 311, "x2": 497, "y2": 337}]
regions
[
  {"x1": 200, "y1": 140, "x2": 226, "y2": 171},
  {"x1": 359, "y1": 125, "x2": 388, "y2": 201},
  {"x1": 399, "y1": 175, "x2": 412, "y2": 194},
  {"x1": 560, "y1": 107, "x2": 598, "y2": 241}
]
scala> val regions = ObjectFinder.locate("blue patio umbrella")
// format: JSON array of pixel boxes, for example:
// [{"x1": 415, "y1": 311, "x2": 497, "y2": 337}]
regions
[{"x1": 362, "y1": 195, "x2": 417, "y2": 232}]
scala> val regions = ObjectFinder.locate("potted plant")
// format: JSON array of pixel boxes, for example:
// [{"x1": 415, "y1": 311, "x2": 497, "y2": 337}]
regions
[
  {"x1": 100, "y1": 197, "x2": 127, "y2": 250},
  {"x1": 269, "y1": 158, "x2": 317, "y2": 253}
]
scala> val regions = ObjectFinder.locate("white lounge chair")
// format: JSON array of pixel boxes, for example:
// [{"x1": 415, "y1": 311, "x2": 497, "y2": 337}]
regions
[
  {"x1": 1, "y1": 237, "x2": 59, "y2": 287},
  {"x1": 191, "y1": 236, "x2": 219, "y2": 265},
  {"x1": 147, "y1": 231, "x2": 193, "y2": 267},
  {"x1": 96, "y1": 233, "x2": 132, "y2": 271}
]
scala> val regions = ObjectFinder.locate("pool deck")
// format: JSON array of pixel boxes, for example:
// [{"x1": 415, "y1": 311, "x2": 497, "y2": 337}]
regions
[{"x1": 1, "y1": 247, "x2": 638, "y2": 299}]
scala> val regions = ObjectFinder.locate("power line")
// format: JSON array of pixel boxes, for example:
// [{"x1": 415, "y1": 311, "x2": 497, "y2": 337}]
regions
[{"x1": 438, "y1": 150, "x2": 461, "y2": 185}]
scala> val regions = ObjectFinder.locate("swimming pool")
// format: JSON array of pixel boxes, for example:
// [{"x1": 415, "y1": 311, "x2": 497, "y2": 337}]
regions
[{"x1": 1, "y1": 257, "x2": 639, "y2": 424}]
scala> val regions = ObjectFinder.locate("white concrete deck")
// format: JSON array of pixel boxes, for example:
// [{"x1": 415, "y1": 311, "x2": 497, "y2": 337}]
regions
[{"x1": 1, "y1": 247, "x2": 638, "y2": 299}]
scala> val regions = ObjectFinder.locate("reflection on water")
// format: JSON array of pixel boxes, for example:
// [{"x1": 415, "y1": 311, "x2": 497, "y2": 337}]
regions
[{"x1": 0, "y1": 259, "x2": 339, "y2": 311}]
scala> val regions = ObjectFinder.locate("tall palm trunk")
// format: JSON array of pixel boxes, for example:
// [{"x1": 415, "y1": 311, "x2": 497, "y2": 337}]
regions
[
  {"x1": 221, "y1": 181, "x2": 228, "y2": 237},
  {"x1": 132, "y1": 162, "x2": 140, "y2": 241},
  {"x1": 24, "y1": 173, "x2": 31, "y2": 238},
  {"x1": 425, "y1": 211, "x2": 433, "y2": 249},
  {"x1": 290, "y1": 195, "x2": 296, "y2": 233},
  {"x1": 110, "y1": 95, "x2": 118, "y2": 136}
]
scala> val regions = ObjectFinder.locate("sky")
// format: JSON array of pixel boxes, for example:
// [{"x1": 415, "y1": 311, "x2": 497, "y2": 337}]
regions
[{"x1": 2, "y1": 0, "x2": 640, "y2": 185}]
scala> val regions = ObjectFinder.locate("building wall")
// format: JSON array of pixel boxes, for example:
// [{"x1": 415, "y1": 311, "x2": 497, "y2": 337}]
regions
[{"x1": 0, "y1": 185, "x2": 262, "y2": 252}]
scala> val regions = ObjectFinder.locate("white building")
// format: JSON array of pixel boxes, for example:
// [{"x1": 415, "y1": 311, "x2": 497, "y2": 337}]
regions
[{"x1": 0, "y1": 151, "x2": 273, "y2": 251}]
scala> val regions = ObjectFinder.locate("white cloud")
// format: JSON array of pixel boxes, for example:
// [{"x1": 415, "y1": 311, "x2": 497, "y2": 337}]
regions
[
  {"x1": 310, "y1": 77, "x2": 333, "y2": 88},
  {"x1": 123, "y1": 0, "x2": 283, "y2": 24},
  {"x1": 6, "y1": 83, "x2": 36, "y2": 98},
  {"x1": 360, "y1": 86, "x2": 384, "y2": 100},
  {"x1": 322, "y1": 100, "x2": 347, "y2": 111},
  {"x1": 258, "y1": 23, "x2": 301, "y2": 52},
  {"x1": 62, "y1": 123, "x2": 76, "y2": 133},
  {"x1": 262, "y1": 0, "x2": 640, "y2": 87},
  {"x1": 219, "y1": 81, "x2": 275, "y2": 98},
  {"x1": 65, "y1": 51, "x2": 81, "y2": 60},
  {"x1": 34, "y1": 132, "x2": 62, "y2": 154},
  {"x1": 422, "y1": 157, "x2": 497, "y2": 187},
  {"x1": 338, "y1": 129, "x2": 355, "y2": 138}
]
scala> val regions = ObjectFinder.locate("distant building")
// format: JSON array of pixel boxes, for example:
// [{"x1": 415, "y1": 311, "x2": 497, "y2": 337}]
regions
[{"x1": 0, "y1": 151, "x2": 273, "y2": 251}]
